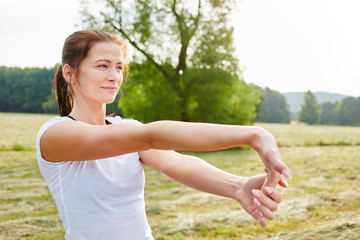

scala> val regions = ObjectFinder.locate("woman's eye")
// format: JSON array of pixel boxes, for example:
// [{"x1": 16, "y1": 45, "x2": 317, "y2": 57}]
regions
[
  {"x1": 98, "y1": 65, "x2": 107, "y2": 68},
  {"x1": 116, "y1": 66, "x2": 123, "y2": 71}
]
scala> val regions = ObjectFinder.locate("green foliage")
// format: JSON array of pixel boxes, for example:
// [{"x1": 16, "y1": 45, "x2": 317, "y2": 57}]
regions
[
  {"x1": 319, "y1": 97, "x2": 360, "y2": 126},
  {"x1": 298, "y1": 90, "x2": 321, "y2": 125},
  {"x1": 189, "y1": 1, "x2": 239, "y2": 75},
  {"x1": 336, "y1": 96, "x2": 360, "y2": 126},
  {"x1": 42, "y1": 93, "x2": 59, "y2": 114},
  {"x1": 0, "y1": 66, "x2": 56, "y2": 113},
  {"x1": 120, "y1": 63, "x2": 260, "y2": 124},
  {"x1": 320, "y1": 101, "x2": 338, "y2": 125},
  {"x1": 184, "y1": 68, "x2": 260, "y2": 125},
  {"x1": 0, "y1": 65, "x2": 123, "y2": 115},
  {"x1": 257, "y1": 87, "x2": 290, "y2": 123},
  {"x1": 107, "y1": 93, "x2": 123, "y2": 116},
  {"x1": 119, "y1": 63, "x2": 182, "y2": 122}
]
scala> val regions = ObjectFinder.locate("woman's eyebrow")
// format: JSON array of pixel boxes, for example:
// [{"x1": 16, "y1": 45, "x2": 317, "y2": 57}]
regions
[{"x1": 95, "y1": 59, "x2": 123, "y2": 64}]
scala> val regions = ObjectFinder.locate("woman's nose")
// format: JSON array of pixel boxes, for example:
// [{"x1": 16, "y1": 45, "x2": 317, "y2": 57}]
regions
[{"x1": 108, "y1": 68, "x2": 121, "y2": 81}]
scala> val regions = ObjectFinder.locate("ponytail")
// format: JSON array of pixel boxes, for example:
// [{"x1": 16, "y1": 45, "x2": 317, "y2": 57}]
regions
[{"x1": 54, "y1": 64, "x2": 73, "y2": 116}]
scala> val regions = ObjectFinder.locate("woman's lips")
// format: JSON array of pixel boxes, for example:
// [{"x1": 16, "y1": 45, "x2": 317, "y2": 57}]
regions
[{"x1": 101, "y1": 86, "x2": 118, "y2": 92}]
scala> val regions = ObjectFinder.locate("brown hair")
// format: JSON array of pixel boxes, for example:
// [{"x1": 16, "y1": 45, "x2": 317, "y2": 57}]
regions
[{"x1": 54, "y1": 29, "x2": 128, "y2": 116}]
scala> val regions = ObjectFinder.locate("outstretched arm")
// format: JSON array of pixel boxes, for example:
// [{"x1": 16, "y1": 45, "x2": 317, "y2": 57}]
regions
[
  {"x1": 140, "y1": 149, "x2": 284, "y2": 226},
  {"x1": 41, "y1": 120, "x2": 291, "y2": 183}
]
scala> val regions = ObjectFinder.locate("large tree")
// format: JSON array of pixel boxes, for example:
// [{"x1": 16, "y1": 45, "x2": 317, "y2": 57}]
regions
[
  {"x1": 80, "y1": 0, "x2": 260, "y2": 124},
  {"x1": 298, "y1": 90, "x2": 321, "y2": 125}
]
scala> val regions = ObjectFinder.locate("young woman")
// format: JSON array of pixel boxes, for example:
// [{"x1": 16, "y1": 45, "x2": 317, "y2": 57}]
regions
[{"x1": 37, "y1": 29, "x2": 291, "y2": 240}]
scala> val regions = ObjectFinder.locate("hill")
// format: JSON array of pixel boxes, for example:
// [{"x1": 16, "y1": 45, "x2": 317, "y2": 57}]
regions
[{"x1": 282, "y1": 91, "x2": 348, "y2": 112}]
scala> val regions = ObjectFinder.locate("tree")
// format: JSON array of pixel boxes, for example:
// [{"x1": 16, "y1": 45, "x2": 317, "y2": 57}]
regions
[
  {"x1": 336, "y1": 97, "x2": 360, "y2": 126},
  {"x1": 0, "y1": 66, "x2": 24, "y2": 112},
  {"x1": 81, "y1": 0, "x2": 260, "y2": 124},
  {"x1": 119, "y1": 62, "x2": 260, "y2": 124},
  {"x1": 298, "y1": 90, "x2": 321, "y2": 125},
  {"x1": 320, "y1": 101, "x2": 338, "y2": 125},
  {"x1": 42, "y1": 93, "x2": 59, "y2": 114},
  {"x1": 256, "y1": 87, "x2": 290, "y2": 123}
]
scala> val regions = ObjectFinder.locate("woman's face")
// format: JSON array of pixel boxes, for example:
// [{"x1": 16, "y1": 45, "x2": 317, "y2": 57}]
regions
[{"x1": 74, "y1": 41, "x2": 124, "y2": 105}]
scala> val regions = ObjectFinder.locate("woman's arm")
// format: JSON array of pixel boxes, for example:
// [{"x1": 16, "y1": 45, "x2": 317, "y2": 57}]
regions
[
  {"x1": 41, "y1": 120, "x2": 291, "y2": 182},
  {"x1": 140, "y1": 149, "x2": 284, "y2": 226},
  {"x1": 140, "y1": 149, "x2": 241, "y2": 198}
]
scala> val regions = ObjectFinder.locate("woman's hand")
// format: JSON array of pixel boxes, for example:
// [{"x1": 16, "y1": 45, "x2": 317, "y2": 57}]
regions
[
  {"x1": 250, "y1": 128, "x2": 291, "y2": 189},
  {"x1": 234, "y1": 174, "x2": 283, "y2": 227}
]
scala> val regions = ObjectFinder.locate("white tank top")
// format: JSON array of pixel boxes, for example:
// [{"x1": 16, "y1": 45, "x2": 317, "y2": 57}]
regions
[{"x1": 37, "y1": 116, "x2": 153, "y2": 240}]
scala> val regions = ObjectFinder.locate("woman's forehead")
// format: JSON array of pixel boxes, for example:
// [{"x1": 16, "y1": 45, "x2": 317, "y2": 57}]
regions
[{"x1": 87, "y1": 41, "x2": 123, "y2": 61}]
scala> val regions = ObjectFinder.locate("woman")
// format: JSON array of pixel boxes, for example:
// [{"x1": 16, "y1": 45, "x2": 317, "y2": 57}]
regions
[{"x1": 37, "y1": 29, "x2": 291, "y2": 240}]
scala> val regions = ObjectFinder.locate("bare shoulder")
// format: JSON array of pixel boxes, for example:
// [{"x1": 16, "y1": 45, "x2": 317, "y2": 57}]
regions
[
  {"x1": 40, "y1": 120, "x2": 89, "y2": 161},
  {"x1": 40, "y1": 119, "x2": 149, "y2": 162}
]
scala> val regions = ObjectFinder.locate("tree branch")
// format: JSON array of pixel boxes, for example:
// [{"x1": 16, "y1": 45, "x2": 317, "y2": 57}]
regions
[
  {"x1": 190, "y1": 0, "x2": 202, "y2": 37},
  {"x1": 171, "y1": 0, "x2": 202, "y2": 74},
  {"x1": 106, "y1": 0, "x2": 171, "y2": 79}
]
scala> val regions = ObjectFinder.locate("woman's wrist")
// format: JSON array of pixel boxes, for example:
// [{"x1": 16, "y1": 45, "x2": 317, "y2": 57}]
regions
[
  {"x1": 232, "y1": 176, "x2": 247, "y2": 202},
  {"x1": 247, "y1": 127, "x2": 270, "y2": 153}
]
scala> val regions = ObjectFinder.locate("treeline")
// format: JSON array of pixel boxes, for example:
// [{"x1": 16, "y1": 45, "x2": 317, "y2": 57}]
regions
[
  {"x1": 256, "y1": 88, "x2": 360, "y2": 126},
  {"x1": 0, "y1": 65, "x2": 119, "y2": 115},
  {"x1": 0, "y1": 66, "x2": 56, "y2": 113},
  {"x1": 256, "y1": 87, "x2": 291, "y2": 124},
  {"x1": 299, "y1": 90, "x2": 360, "y2": 126}
]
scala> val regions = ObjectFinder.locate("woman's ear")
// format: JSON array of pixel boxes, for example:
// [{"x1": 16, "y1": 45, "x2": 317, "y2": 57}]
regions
[{"x1": 62, "y1": 64, "x2": 75, "y2": 84}]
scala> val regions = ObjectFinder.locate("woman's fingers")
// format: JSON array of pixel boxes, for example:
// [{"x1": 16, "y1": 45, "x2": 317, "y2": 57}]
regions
[
  {"x1": 262, "y1": 171, "x2": 281, "y2": 189},
  {"x1": 264, "y1": 187, "x2": 282, "y2": 203},
  {"x1": 257, "y1": 211, "x2": 268, "y2": 227},
  {"x1": 252, "y1": 187, "x2": 281, "y2": 221},
  {"x1": 252, "y1": 189, "x2": 279, "y2": 211},
  {"x1": 279, "y1": 175, "x2": 289, "y2": 188},
  {"x1": 252, "y1": 207, "x2": 268, "y2": 227},
  {"x1": 281, "y1": 169, "x2": 292, "y2": 179},
  {"x1": 258, "y1": 203, "x2": 276, "y2": 220}
]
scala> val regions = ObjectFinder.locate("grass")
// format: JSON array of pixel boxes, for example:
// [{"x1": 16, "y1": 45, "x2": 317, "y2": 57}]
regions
[
  {"x1": 258, "y1": 121, "x2": 360, "y2": 147},
  {"x1": 0, "y1": 112, "x2": 359, "y2": 239},
  {"x1": 0, "y1": 113, "x2": 55, "y2": 151}
]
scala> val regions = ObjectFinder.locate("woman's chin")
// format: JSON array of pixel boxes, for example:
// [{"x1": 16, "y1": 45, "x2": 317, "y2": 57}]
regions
[
  {"x1": 104, "y1": 97, "x2": 117, "y2": 105},
  {"x1": 105, "y1": 100, "x2": 116, "y2": 105}
]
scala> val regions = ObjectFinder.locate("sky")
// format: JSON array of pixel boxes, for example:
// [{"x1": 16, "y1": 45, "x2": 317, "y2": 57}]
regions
[{"x1": 1, "y1": 0, "x2": 359, "y2": 97}]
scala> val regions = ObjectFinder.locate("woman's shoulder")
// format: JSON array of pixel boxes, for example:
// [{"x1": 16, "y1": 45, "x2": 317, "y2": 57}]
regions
[
  {"x1": 38, "y1": 116, "x2": 73, "y2": 136},
  {"x1": 41, "y1": 116, "x2": 73, "y2": 127}
]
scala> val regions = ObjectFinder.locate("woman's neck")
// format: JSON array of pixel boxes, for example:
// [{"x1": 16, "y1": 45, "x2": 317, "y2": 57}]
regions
[{"x1": 69, "y1": 99, "x2": 107, "y2": 125}]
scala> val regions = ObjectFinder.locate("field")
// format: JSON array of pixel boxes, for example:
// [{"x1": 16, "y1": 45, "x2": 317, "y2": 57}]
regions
[{"x1": 0, "y1": 112, "x2": 359, "y2": 239}]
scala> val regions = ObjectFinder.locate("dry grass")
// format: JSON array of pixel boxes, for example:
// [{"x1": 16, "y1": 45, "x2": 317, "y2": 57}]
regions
[
  {"x1": 258, "y1": 121, "x2": 360, "y2": 147},
  {"x1": 0, "y1": 113, "x2": 359, "y2": 239},
  {"x1": 0, "y1": 113, "x2": 54, "y2": 151},
  {"x1": 145, "y1": 146, "x2": 360, "y2": 240}
]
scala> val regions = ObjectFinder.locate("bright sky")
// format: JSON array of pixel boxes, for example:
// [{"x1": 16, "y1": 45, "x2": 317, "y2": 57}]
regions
[{"x1": 1, "y1": 0, "x2": 359, "y2": 96}]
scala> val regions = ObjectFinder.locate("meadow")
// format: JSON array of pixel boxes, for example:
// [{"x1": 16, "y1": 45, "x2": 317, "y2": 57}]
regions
[{"x1": 0, "y1": 112, "x2": 359, "y2": 239}]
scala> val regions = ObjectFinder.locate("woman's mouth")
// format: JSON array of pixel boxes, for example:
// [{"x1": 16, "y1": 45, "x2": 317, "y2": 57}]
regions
[{"x1": 101, "y1": 87, "x2": 118, "y2": 93}]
